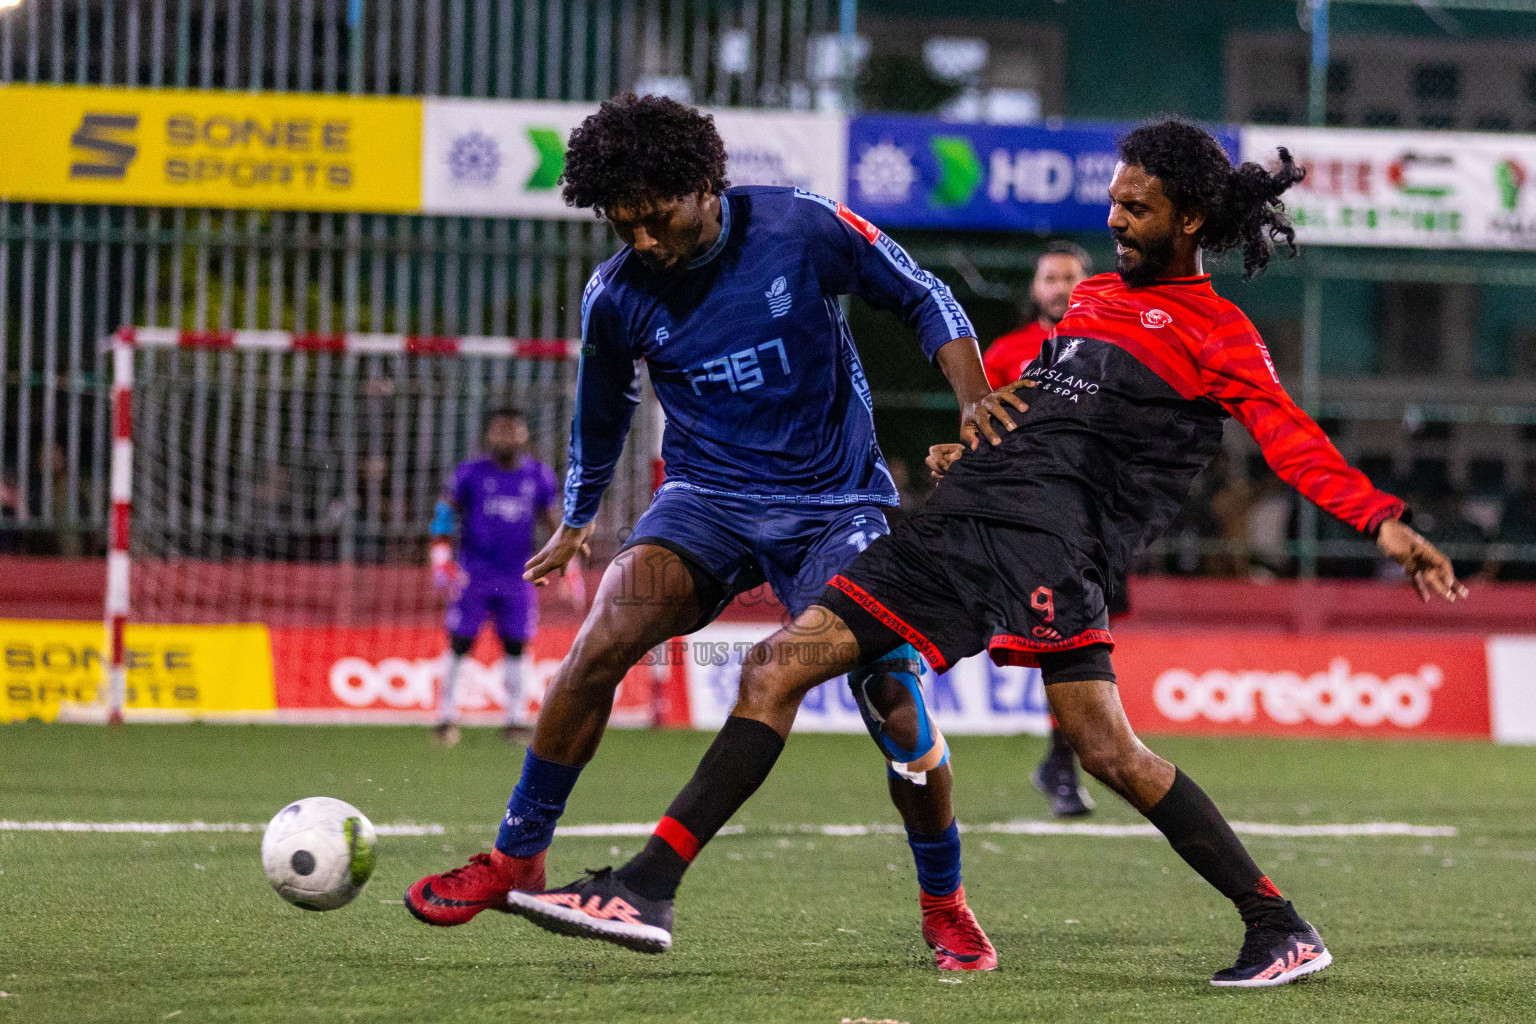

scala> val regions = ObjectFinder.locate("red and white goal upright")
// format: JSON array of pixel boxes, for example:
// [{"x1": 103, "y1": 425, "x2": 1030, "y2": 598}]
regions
[{"x1": 101, "y1": 327, "x2": 661, "y2": 725}]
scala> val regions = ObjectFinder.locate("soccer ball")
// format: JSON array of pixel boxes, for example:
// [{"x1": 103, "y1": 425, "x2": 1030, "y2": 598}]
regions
[{"x1": 261, "y1": 797, "x2": 378, "y2": 911}]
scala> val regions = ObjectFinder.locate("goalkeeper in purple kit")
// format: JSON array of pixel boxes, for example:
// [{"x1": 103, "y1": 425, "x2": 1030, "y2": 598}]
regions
[{"x1": 430, "y1": 407, "x2": 559, "y2": 745}]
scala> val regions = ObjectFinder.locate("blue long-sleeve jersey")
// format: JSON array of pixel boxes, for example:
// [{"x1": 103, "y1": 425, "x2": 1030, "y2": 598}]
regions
[{"x1": 562, "y1": 185, "x2": 975, "y2": 527}]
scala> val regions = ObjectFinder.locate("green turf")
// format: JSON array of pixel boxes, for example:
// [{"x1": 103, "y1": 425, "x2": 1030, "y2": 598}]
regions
[{"x1": 2, "y1": 724, "x2": 1534, "y2": 1023}]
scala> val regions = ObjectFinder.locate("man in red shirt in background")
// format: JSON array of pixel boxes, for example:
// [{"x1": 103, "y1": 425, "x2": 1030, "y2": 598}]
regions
[
  {"x1": 984, "y1": 240, "x2": 1098, "y2": 817},
  {"x1": 982, "y1": 241, "x2": 1092, "y2": 391}
]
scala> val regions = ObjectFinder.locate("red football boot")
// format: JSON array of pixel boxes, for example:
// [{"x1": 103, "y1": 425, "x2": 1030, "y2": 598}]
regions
[
  {"x1": 404, "y1": 849, "x2": 546, "y2": 926},
  {"x1": 920, "y1": 886, "x2": 998, "y2": 971}
]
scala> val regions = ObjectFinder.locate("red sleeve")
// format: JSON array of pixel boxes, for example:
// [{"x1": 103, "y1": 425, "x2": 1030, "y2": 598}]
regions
[
  {"x1": 982, "y1": 338, "x2": 1015, "y2": 391},
  {"x1": 1198, "y1": 312, "x2": 1404, "y2": 535},
  {"x1": 982, "y1": 326, "x2": 1046, "y2": 391}
]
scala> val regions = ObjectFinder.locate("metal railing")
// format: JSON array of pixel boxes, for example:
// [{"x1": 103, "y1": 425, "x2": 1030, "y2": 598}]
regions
[{"x1": 0, "y1": 0, "x2": 840, "y2": 555}]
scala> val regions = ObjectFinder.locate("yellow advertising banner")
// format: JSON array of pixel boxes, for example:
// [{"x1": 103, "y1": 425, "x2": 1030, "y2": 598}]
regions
[
  {"x1": 0, "y1": 85, "x2": 422, "y2": 213},
  {"x1": 0, "y1": 620, "x2": 276, "y2": 722}
]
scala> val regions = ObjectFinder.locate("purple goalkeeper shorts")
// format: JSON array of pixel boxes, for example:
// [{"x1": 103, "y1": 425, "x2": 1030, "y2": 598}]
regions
[{"x1": 446, "y1": 575, "x2": 537, "y2": 642}]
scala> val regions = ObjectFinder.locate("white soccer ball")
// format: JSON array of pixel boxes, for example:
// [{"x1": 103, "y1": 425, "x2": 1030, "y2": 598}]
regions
[{"x1": 261, "y1": 797, "x2": 378, "y2": 911}]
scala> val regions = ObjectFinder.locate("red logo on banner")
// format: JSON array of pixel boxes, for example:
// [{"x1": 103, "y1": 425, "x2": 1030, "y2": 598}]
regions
[{"x1": 1113, "y1": 631, "x2": 1490, "y2": 739}]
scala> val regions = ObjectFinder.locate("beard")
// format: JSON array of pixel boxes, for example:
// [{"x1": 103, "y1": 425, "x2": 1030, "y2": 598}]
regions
[
  {"x1": 488, "y1": 445, "x2": 520, "y2": 466},
  {"x1": 1039, "y1": 295, "x2": 1072, "y2": 324},
  {"x1": 1114, "y1": 230, "x2": 1176, "y2": 287}
]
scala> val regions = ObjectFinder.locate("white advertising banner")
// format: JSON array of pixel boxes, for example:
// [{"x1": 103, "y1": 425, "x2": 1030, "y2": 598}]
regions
[
  {"x1": 683, "y1": 623, "x2": 1050, "y2": 737},
  {"x1": 422, "y1": 100, "x2": 847, "y2": 218},
  {"x1": 1488, "y1": 636, "x2": 1536, "y2": 745},
  {"x1": 1241, "y1": 126, "x2": 1536, "y2": 250}
]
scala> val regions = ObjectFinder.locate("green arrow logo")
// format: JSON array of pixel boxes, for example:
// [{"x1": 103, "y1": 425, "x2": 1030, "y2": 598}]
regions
[
  {"x1": 525, "y1": 127, "x2": 565, "y2": 190},
  {"x1": 928, "y1": 135, "x2": 981, "y2": 208}
]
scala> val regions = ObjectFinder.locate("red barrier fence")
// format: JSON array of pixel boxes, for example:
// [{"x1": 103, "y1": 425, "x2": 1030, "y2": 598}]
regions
[{"x1": 3, "y1": 555, "x2": 1532, "y2": 632}]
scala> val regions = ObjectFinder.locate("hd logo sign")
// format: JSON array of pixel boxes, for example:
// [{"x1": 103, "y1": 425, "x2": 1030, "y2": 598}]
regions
[{"x1": 0, "y1": 84, "x2": 421, "y2": 213}]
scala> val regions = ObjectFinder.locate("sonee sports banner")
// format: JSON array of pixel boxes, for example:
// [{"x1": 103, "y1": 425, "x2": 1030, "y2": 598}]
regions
[
  {"x1": 0, "y1": 85, "x2": 423, "y2": 213},
  {"x1": 0, "y1": 619, "x2": 275, "y2": 723},
  {"x1": 0, "y1": 85, "x2": 845, "y2": 217}
]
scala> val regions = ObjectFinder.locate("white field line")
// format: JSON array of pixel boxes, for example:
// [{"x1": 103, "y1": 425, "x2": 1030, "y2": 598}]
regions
[
  {"x1": 0, "y1": 820, "x2": 444, "y2": 836},
  {"x1": 0, "y1": 819, "x2": 1458, "y2": 839}
]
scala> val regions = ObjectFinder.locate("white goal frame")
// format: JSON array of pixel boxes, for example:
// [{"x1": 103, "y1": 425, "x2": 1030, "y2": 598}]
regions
[{"x1": 100, "y1": 327, "x2": 654, "y2": 724}]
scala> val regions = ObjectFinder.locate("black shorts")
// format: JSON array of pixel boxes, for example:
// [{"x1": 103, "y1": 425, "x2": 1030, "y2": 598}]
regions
[{"x1": 818, "y1": 513, "x2": 1115, "y2": 686}]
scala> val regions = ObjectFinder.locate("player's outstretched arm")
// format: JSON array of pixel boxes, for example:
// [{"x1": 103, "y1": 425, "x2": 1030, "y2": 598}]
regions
[
  {"x1": 1376, "y1": 518, "x2": 1469, "y2": 604},
  {"x1": 800, "y1": 194, "x2": 1026, "y2": 447},
  {"x1": 524, "y1": 521, "x2": 595, "y2": 586}
]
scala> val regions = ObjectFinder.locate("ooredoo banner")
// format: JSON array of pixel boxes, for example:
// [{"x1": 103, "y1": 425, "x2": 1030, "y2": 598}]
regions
[
  {"x1": 267, "y1": 624, "x2": 679, "y2": 726},
  {"x1": 1112, "y1": 630, "x2": 1491, "y2": 740}
]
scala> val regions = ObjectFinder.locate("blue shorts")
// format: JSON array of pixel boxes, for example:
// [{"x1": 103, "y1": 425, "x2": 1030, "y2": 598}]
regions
[
  {"x1": 622, "y1": 485, "x2": 892, "y2": 628},
  {"x1": 447, "y1": 575, "x2": 537, "y2": 642}
]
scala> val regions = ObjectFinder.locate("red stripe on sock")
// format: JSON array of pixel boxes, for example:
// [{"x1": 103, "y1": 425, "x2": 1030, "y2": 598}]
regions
[
  {"x1": 1256, "y1": 876, "x2": 1283, "y2": 899},
  {"x1": 653, "y1": 815, "x2": 700, "y2": 862}
]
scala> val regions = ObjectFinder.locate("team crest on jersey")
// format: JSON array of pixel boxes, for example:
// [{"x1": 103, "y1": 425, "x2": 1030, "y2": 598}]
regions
[
  {"x1": 1141, "y1": 308, "x2": 1173, "y2": 328},
  {"x1": 765, "y1": 276, "x2": 792, "y2": 317}
]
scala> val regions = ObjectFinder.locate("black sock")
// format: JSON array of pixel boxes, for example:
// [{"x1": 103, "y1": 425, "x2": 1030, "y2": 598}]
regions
[
  {"x1": 1048, "y1": 725, "x2": 1074, "y2": 760},
  {"x1": 616, "y1": 716, "x2": 786, "y2": 901},
  {"x1": 1144, "y1": 768, "x2": 1304, "y2": 930}
]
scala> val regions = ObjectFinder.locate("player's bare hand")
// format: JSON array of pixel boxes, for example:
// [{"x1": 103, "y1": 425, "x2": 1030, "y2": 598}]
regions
[
  {"x1": 959, "y1": 379, "x2": 1036, "y2": 450},
  {"x1": 926, "y1": 442, "x2": 965, "y2": 480},
  {"x1": 1376, "y1": 518, "x2": 1468, "y2": 603},
  {"x1": 525, "y1": 521, "x2": 595, "y2": 586}
]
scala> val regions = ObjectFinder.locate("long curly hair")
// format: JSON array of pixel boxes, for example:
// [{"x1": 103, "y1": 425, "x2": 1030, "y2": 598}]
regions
[
  {"x1": 560, "y1": 94, "x2": 729, "y2": 216},
  {"x1": 1117, "y1": 119, "x2": 1305, "y2": 279}
]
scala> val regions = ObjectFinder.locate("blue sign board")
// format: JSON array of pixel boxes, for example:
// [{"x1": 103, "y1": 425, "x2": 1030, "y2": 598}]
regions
[{"x1": 846, "y1": 114, "x2": 1240, "y2": 233}]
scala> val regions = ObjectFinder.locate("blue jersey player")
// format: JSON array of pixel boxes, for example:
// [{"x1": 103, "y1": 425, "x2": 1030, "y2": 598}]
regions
[
  {"x1": 407, "y1": 96, "x2": 1021, "y2": 969},
  {"x1": 430, "y1": 407, "x2": 559, "y2": 745}
]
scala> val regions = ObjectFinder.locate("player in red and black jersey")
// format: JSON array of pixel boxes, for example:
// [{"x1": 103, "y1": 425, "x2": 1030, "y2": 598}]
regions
[{"x1": 508, "y1": 120, "x2": 1467, "y2": 986}]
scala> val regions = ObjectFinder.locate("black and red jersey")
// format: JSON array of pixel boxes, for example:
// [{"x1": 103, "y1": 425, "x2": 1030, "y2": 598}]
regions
[
  {"x1": 926, "y1": 272, "x2": 1404, "y2": 584},
  {"x1": 982, "y1": 321, "x2": 1051, "y2": 390}
]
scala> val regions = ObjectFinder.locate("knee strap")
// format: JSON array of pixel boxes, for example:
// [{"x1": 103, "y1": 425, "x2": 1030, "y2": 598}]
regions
[{"x1": 848, "y1": 643, "x2": 949, "y2": 785}]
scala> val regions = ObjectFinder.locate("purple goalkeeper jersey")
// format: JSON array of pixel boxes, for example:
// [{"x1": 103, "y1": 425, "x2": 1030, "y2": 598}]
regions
[{"x1": 451, "y1": 456, "x2": 557, "y2": 581}]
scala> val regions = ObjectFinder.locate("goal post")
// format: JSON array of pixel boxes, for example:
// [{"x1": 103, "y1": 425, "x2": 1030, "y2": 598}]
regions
[{"x1": 99, "y1": 327, "x2": 663, "y2": 725}]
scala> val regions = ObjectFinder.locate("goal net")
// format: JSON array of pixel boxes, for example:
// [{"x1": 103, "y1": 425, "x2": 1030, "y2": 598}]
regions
[{"x1": 97, "y1": 328, "x2": 661, "y2": 724}]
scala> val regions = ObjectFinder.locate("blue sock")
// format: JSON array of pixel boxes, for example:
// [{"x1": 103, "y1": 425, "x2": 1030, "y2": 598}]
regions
[
  {"x1": 495, "y1": 749, "x2": 584, "y2": 858},
  {"x1": 906, "y1": 821, "x2": 962, "y2": 897}
]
